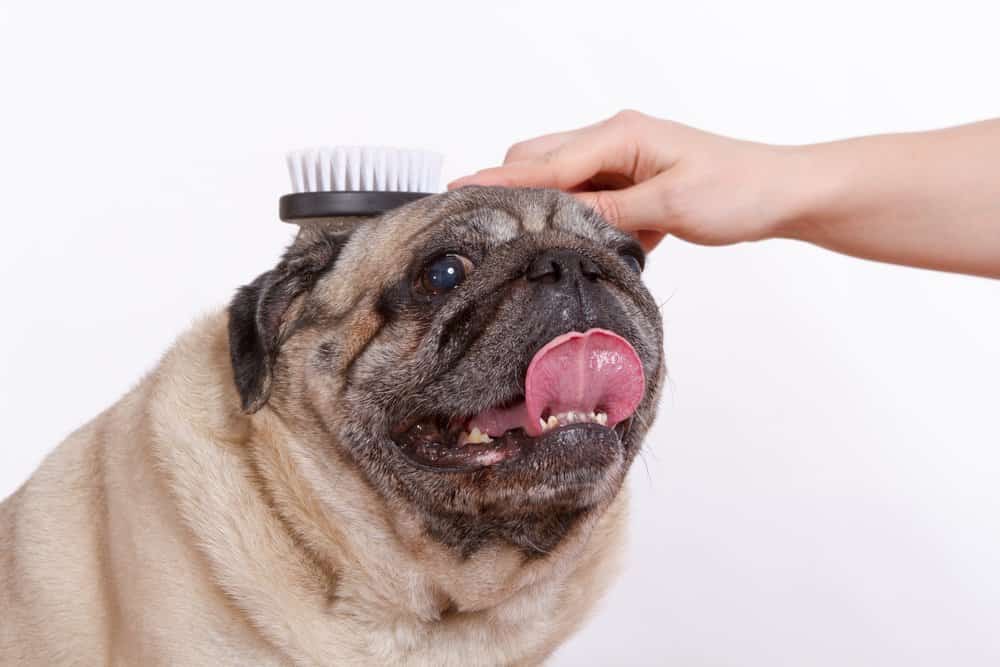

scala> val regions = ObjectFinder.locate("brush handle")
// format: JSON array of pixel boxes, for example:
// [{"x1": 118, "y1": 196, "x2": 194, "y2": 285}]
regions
[{"x1": 279, "y1": 191, "x2": 432, "y2": 222}]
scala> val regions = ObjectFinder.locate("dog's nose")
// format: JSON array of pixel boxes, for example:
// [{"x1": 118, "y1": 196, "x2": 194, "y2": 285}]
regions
[{"x1": 526, "y1": 249, "x2": 602, "y2": 284}]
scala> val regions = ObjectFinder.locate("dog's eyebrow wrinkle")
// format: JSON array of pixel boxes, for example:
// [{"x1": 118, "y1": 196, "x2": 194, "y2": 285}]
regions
[
  {"x1": 462, "y1": 202, "x2": 525, "y2": 231},
  {"x1": 425, "y1": 201, "x2": 488, "y2": 225},
  {"x1": 389, "y1": 223, "x2": 437, "y2": 253},
  {"x1": 510, "y1": 206, "x2": 525, "y2": 233},
  {"x1": 464, "y1": 211, "x2": 521, "y2": 243},
  {"x1": 439, "y1": 206, "x2": 523, "y2": 235},
  {"x1": 545, "y1": 197, "x2": 560, "y2": 230}
]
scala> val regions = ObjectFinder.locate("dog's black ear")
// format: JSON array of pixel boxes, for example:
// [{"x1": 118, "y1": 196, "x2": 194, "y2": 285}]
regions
[{"x1": 228, "y1": 230, "x2": 348, "y2": 413}]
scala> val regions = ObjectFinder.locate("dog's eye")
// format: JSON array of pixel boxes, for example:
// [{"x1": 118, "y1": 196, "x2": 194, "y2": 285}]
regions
[
  {"x1": 418, "y1": 254, "x2": 473, "y2": 295},
  {"x1": 621, "y1": 252, "x2": 644, "y2": 274}
]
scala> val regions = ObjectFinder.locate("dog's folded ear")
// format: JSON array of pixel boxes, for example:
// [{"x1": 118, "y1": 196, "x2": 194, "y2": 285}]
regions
[{"x1": 228, "y1": 228, "x2": 350, "y2": 413}]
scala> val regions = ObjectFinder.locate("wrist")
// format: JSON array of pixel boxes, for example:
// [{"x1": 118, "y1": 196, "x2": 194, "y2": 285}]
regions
[{"x1": 768, "y1": 142, "x2": 852, "y2": 243}]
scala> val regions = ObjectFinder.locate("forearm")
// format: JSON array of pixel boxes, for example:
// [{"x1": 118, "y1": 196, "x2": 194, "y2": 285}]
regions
[{"x1": 780, "y1": 120, "x2": 1000, "y2": 278}]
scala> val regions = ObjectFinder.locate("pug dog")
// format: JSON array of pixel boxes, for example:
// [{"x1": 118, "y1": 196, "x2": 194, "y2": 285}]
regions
[{"x1": 0, "y1": 186, "x2": 663, "y2": 666}]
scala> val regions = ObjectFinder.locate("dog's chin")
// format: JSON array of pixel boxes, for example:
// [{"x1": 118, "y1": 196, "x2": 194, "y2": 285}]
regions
[{"x1": 389, "y1": 407, "x2": 630, "y2": 480}]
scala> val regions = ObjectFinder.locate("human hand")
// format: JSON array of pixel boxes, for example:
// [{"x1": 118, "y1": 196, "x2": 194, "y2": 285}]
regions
[{"x1": 449, "y1": 110, "x2": 810, "y2": 252}]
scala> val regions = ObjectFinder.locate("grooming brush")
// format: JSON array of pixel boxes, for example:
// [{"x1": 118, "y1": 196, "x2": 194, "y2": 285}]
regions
[{"x1": 279, "y1": 146, "x2": 444, "y2": 223}]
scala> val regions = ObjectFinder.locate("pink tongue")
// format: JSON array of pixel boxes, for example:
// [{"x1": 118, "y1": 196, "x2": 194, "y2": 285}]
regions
[{"x1": 468, "y1": 329, "x2": 645, "y2": 438}]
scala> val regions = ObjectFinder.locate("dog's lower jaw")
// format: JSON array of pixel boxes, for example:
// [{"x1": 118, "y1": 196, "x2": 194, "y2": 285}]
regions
[{"x1": 153, "y1": 313, "x2": 631, "y2": 664}]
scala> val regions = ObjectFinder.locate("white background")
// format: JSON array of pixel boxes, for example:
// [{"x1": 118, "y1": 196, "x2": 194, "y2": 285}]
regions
[{"x1": 1, "y1": 1, "x2": 998, "y2": 664}]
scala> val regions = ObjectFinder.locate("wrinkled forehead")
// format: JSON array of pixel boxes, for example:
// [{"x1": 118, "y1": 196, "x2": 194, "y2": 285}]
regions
[
  {"x1": 314, "y1": 187, "x2": 630, "y2": 310},
  {"x1": 374, "y1": 186, "x2": 627, "y2": 252}
]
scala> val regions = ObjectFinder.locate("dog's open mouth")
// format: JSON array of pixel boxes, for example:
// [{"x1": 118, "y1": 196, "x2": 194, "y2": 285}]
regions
[{"x1": 391, "y1": 329, "x2": 646, "y2": 471}]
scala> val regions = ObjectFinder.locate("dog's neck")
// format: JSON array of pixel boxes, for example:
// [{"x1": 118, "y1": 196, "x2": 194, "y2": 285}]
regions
[
  {"x1": 253, "y1": 408, "x2": 617, "y2": 604},
  {"x1": 148, "y1": 311, "x2": 626, "y2": 663}
]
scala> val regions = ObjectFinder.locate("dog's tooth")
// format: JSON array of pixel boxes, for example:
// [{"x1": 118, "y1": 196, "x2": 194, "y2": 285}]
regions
[
  {"x1": 540, "y1": 418, "x2": 548, "y2": 431},
  {"x1": 465, "y1": 427, "x2": 492, "y2": 444},
  {"x1": 546, "y1": 415, "x2": 558, "y2": 430},
  {"x1": 596, "y1": 412, "x2": 608, "y2": 425}
]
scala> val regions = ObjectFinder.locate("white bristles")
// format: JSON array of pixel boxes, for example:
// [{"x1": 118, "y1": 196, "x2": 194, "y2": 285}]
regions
[{"x1": 286, "y1": 146, "x2": 444, "y2": 194}]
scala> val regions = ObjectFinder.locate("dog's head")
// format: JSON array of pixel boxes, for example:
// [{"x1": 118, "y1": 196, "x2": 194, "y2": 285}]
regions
[{"x1": 228, "y1": 186, "x2": 663, "y2": 556}]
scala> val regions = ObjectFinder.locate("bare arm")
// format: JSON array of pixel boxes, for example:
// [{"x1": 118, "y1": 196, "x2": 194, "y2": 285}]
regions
[{"x1": 450, "y1": 111, "x2": 1000, "y2": 279}]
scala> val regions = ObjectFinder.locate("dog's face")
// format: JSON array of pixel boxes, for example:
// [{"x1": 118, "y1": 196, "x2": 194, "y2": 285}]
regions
[{"x1": 229, "y1": 187, "x2": 663, "y2": 556}]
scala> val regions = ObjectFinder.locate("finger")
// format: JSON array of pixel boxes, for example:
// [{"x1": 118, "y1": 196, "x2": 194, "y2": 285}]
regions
[
  {"x1": 503, "y1": 113, "x2": 629, "y2": 164},
  {"x1": 450, "y1": 129, "x2": 582, "y2": 190},
  {"x1": 450, "y1": 112, "x2": 641, "y2": 190},
  {"x1": 503, "y1": 130, "x2": 576, "y2": 164},
  {"x1": 455, "y1": 134, "x2": 638, "y2": 192},
  {"x1": 448, "y1": 162, "x2": 539, "y2": 189}
]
